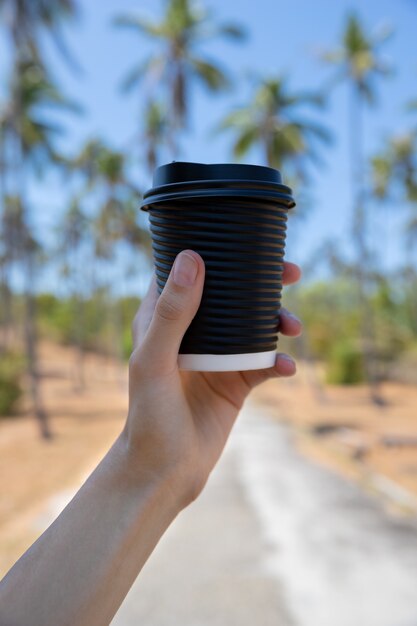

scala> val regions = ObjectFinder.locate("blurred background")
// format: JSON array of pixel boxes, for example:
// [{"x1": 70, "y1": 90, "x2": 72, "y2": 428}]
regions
[{"x1": 1, "y1": 1, "x2": 417, "y2": 624}]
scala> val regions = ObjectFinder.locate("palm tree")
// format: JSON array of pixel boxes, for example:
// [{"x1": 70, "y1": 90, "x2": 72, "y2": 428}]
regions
[
  {"x1": 0, "y1": 109, "x2": 13, "y2": 351},
  {"x1": 71, "y1": 137, "x2": 151, "y2": 268},
  {"x1": 57, "y1": 198, "x2": 89, "y2": 391},
  {"x1": 372, "y1": 132, "x2": 417, "y2": 204},
  {"x1": 72, "y1": 139, "x2": 147, "y2": 258},
  {"x1": 372, "y1": 131, "x2": 417, "y2": 336},
  {"x1": 71, "y1": 140, "x2": 149, "y2": 364},
  {"x1": 0, "y1": 55, "x2": 77, "y2": 438},
  {"x1": 0, "y1": 1, "x2": 78, "y2": 436},
  {"x1": 219, "y1": 76, "x2": 329, "y2": 176},
  {"x1": 1, "y1": 195, "x2": 48, "y2": 427},
  {"x1": 96, "y1": 146, "x2": 147, "y2": 367},
  {"x1": 92, "y1": 144, "x2": 148, "y2": 273},
  {"x1": 219, "y1": 75, "x2": 330, "y2": 401},
  {"x1": 322, "y1": 13, "x2": 392, "y2": 401},
  {"x1": 114, "y1": 0, "x2": 245, "y2": 156},
  {"x1": 0, "y1": 194, "x2": 39, "y2": 349},
  {"x1": 0, "y1": 0, "x2": 78, "y2": 63},
  {"x1": 143, "y1": 100, "x2": 169, "y2": 174}
]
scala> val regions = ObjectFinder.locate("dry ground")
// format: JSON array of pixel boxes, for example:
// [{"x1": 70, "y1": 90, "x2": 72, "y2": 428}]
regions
[
  {"x1": 253, "y1": 361, "x2": 417, "y2": 514},
  {"x1": 0, "y1": 342, "x2": 127, "y2": 577},
  {"x1": 1, "y1": 344, "x2": 417, "y2": 578}
]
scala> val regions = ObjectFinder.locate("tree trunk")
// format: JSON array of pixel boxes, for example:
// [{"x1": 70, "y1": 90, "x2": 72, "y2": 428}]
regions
[
  {"x1": 405, "y1": 241, "x2": 417, "y2": 337},
  {"x1": 0, "y1": 139, "x2": 13, "y2": 353},
  {"x1": 71, "y1": 246, "x2": 86, "y2": 393},
  {"x1": 11, "y1": 42, "x2": 53, "y2": 437},
  {"x1": 73, "y1": 294, "x2": 86, "y2": 393},
  {"x1": 350, "y1": 86, "x2": 384, "y2": 405},
  {"x1": 0, "y1": 264, "x2": 10, "y2": 352},
  {"x1": 24, "y1": 256, "x2": 52, "y2": 439},
  {"x1": 113, "y1": 297, "x2": 126, "y2": 387}
]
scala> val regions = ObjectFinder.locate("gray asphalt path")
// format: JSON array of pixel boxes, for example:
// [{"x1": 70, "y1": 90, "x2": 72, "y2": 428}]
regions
[
  {"x1": 110, "y1": 398, "x2": 417, "y2": 626},
  {"x1": 235, "y1": 402, "x2": 417, "y2": 626},
  {"x1": 112, "y1": 404, "x2": 294, "y2": 626}
]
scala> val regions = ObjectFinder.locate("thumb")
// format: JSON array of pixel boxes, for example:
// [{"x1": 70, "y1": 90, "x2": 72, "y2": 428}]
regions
[{"x1": 140, "y1": 250, "x2": 205, "y2": 375}]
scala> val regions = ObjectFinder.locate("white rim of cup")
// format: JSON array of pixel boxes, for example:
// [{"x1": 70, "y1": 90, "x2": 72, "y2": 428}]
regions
[{"x1": 178, "y1": 350, "x2": 277, "y2": 372}]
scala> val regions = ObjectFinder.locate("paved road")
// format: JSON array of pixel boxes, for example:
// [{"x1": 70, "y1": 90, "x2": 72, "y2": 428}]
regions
[
  {"x1": 111, "y1": 399, "x2": 417, "y2": 626},
  {"x1": 112, "y1": 402, "x2": 294, "y2": 626},
  {"x1": 235, "y1": 402, "x2": 417, "y2": 626}
]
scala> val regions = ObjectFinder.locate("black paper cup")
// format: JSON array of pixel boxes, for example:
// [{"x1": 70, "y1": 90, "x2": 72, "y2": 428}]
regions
[{"x1": 140, "y1": 161, "x2": 295, "y2": 371}]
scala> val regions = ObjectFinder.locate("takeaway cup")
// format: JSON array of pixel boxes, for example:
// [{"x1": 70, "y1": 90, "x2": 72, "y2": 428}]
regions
[{"x1": 140, "y1": 161, "x2": 295, "y2": 371}]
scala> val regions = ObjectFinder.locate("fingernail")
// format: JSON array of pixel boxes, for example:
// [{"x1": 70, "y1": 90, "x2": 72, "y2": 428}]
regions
[
  {"x1": 279, "y1": 353, "x2": 295, "y2": 365},
  {"x1": 282, "y1": 309, "x2": 301, "y2": 324},
  {"x1": 173, "y1": 252, "x2": 198, "y2": 287}
]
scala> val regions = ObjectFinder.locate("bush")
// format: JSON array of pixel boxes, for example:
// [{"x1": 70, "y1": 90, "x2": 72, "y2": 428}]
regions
[
  {"x1": 0, "y1": 352, "x2": 24, "y2": 416},
  {"x1": 388, "y1": 342, "x2": 417, "y2": 384},
  {"x1": 122, "y1": 326, "x2": 133, "y2": 360},
  {"x1": 120, "y1": 296, "x2": 140, "y2": 360},
  {"x1": 294, "y1": 280, "x2": 361, "y2": 360},
  {"x1": 326, "y1": 340, "x2": 365, "y2": 385}
]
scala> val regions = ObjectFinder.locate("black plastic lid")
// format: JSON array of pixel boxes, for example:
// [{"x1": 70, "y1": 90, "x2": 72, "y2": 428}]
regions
[
  {"x1": 141, "y1": 161, "x2": 295, "y2": 211},
  {"x1": 153, "y1": 161, "x2": 283, "y2": 187}
]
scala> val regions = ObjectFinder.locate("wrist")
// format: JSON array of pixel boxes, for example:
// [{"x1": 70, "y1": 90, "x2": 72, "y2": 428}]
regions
[{"x1": 113, "y1": 429, "x2": 192, "y2": 514}]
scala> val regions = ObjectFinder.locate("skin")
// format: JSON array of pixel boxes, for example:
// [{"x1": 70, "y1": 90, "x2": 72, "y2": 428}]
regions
[{"x1": 0, "y1": 250, "x2": 301, "y2": 626}]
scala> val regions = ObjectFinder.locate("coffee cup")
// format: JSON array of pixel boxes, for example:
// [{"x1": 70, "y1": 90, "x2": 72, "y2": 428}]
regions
[{"x1": 140, "y1": 161, "x2": 295, "y2": 371}]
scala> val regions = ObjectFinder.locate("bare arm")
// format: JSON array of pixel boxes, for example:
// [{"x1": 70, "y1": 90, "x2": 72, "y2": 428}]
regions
[
  {"x1": 0, "y1": 435, "x2": 183, "y2": 626},
  {"x1": 0, "y1": 250, "x2": 301, "y2": 626}
]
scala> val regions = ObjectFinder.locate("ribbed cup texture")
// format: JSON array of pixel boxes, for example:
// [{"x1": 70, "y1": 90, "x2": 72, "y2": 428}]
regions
[{"x1": 147, "y1": 196, "x2": 290, "y2": 355}]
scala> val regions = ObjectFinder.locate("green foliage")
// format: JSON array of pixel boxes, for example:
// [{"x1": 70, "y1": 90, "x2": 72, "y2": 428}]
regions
[
  {"x1": 0, "y1": 352, "x2": 24, "y2": 417},
  {"x1": 371, "y1": 131, "x2": 417, "y2": 206},
  {"x1": 37, "y1": 293, "x2": 140, "y2": 360},
  {"x1": 371, "y1": 280, "x2": 413, "y2": 363},
  {"x1": 390, "y1": 341, "x2": 417, "y2": 384},
  {"x1": 118, "y1": 296, "x2": 141, "y2": 360},
  {"x1": 286, "y1": 276, "x2": 417, "y2": 385},
  {"x1": 115, "y1": 0, "x2": 245, "y2": 151},
  {"x1": 322, "y1": 11, "x2": 392, "y2": 102},
  {"x1": 96, "y1": 149, "x2": 124, "y2": 184},
  {"x1": 295, "y1": 279, "x2": 360, "y2": 356},
  {"x1": 219, "y1": 76, "x2": 329, "y2": 174},
  {"x1": 122, "y1": 325, "x2": 134, "y2": 361},
  {"x1": 0, "y1": 4, "x2": 415, "y2": 401},
  {"x1": 33, "y1": 273, "x2": 417, "y2": 386},
  {"x1": 37, "y1": 293, "x2": 73, "y2": 343},
  {"x1": 326, "y1": 339, "x2": 365, "y2": 385}
]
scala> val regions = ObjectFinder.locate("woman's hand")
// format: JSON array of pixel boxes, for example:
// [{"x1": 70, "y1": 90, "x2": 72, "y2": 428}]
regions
[
  {"x1": 0, "y1": 250, "x2": 301, "y2": 626},
  {"x1": 124, "y1": 250, "x2": 302, "y2": 509}
]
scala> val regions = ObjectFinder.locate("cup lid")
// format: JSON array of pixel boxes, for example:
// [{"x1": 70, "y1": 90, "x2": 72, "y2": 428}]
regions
[
  {"x1": 152, "y1": 161, "x2": 283, "y2": 187},
  {"x1": 141, "y1": 161, "x2": 295, "y2": 211}
]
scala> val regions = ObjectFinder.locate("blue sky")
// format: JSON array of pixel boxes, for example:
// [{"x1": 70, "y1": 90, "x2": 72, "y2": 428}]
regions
[{"x1": 1, "y1": 0, "x2": 416, "y2": 293}]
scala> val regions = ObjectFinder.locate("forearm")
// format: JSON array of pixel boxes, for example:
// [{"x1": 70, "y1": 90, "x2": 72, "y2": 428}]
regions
[{"x1": 0, "y1": 431, "x2": 182, "y2": 626}]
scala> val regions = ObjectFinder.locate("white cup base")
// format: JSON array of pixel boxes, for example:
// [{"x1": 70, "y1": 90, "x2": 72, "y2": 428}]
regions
[{"x1": 178, "y1": 350, "x2": 277, "y2": 372}]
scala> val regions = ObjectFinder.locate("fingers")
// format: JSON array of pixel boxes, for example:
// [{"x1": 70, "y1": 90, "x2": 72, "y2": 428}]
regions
[
  {"x1": 138, "y1": 250, "x2": 205, "y2": 375},
  {"x1": 239, "y1": 352, "x2": 296, "y2": 390},
  {"x1": 279, "y1": 307, "x2": 302, "y2": 337},
  {"x1": 280, "y1": 262, "x2": 302, "y2": 338},
  {"x1": 282, "y1": 261, "x2": 301, "y2": 286},
  {"x1": 131, "y1": 257, "x2": 301, "y2": 372},
  {"x1": 275, "y1": 353, "x2": 297, "y2": 376}
]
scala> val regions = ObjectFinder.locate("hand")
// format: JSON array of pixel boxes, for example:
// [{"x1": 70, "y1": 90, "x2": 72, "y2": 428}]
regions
[{"x1": 123, "y1": 250, "x2": 302, "y2": 509}]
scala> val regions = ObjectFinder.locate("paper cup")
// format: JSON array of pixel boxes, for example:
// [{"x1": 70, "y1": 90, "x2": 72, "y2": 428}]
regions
[{"x1": 140, "y1": 161, "x2": 295, "y2": 371}]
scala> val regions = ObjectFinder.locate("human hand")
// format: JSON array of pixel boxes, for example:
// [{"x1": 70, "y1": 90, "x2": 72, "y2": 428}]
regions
[{"x1": 123, "y1": 250, "x2": 302, "y2": 509}]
